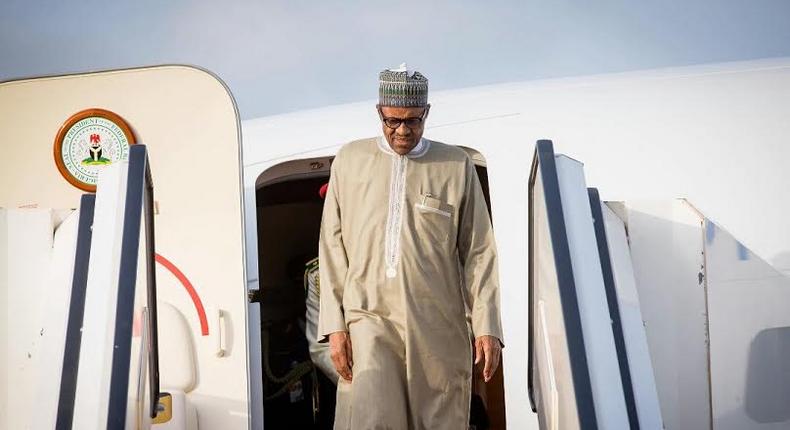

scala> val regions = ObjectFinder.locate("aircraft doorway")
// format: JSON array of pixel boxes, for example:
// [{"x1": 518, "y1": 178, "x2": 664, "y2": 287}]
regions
[{"x1": 253, "y1": 147, "x2": 505, "y2": 429}]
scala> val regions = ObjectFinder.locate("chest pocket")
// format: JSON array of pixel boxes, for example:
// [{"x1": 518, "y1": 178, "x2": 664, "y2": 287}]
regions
[{"x1": 414, "y1": 193, "x2": 455, "y2": 244}]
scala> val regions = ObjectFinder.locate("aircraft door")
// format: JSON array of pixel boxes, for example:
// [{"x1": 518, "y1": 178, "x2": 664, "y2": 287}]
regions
[{"x1": 1, "y1": 66, "x2": 250, "y2": 429}]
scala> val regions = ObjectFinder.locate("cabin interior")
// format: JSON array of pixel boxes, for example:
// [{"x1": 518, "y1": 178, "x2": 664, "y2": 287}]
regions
[{"x1": 254, "y1": 147, "x2": 507, "y2": 429}]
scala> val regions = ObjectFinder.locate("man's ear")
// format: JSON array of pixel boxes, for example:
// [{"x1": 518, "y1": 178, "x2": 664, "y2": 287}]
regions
[{"x1": 424, "y1": 104, "x2": 431, "y2": 119}]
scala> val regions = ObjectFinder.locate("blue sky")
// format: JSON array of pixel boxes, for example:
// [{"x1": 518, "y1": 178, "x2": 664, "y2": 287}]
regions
[{"x1": 2, "y1": 0, "x2": 790, "y2": 118}]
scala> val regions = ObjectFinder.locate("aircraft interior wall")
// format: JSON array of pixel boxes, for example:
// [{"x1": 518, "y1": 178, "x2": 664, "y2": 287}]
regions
[{"x1": 253, "y1": 151, "x2": 506, "y2": 429}]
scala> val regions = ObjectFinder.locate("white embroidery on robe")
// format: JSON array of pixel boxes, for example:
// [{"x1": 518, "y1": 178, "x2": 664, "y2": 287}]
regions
[
  {"x1": 384, "y1": 154, "x2": 408, "y2": 278},
  {"x1": 378, "y1": 136, "x2": 431, "y2": 278}
]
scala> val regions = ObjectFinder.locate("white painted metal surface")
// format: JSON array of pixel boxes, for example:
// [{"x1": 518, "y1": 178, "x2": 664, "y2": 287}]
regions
[
  {"x1": 600, "y1": 203, "x2": 663, "y2": 430},
  {"x1": 555, "y1": 156, "x2": 630, "y2": 429},
  {"x1": 0, "y1": 209, "x2": 76, "y2": 430},
  {"x1": 704, "y1": 219, "x2": 790, "y2": 429},
  {"x1": 70, "y1": 160, "x2": 155, "y2": 429},
  {"x1": 33, "y1": 210, "x2": 80, "y2": 430},
  {"x1": 531, "y1": 165, "x2": 579, "y2": 429},
  {"x1": 72, "y1": 163, "x2": 129, "y2": 429},
  {"x1": 158, "y1": 302, "x2": 197, "y2": 393},
  {"x1": 5, "y1": 210, "x2": 57, "y2": 430},
  {"x1": 620, "y1": 201, "x2": 711, "y2": 430}
]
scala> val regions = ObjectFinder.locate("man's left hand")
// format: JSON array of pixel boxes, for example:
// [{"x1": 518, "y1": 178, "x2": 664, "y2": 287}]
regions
[{"x1": 474, "y1": 335, "x2": 501, "y2": 383}]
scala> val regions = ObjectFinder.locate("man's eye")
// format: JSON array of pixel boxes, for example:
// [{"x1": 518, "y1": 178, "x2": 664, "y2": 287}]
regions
[{"x1": 404, "y1": 119, "x2": 422, "y2": 127}]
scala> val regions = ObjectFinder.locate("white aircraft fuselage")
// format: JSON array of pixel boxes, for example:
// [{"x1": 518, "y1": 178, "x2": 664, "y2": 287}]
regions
[{"x1": 1, "y1": 57, "x2": 789, "y2": 429}]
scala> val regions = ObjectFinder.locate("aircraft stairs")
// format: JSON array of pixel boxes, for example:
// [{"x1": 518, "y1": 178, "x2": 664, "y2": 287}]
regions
[{"x1": 528, "y1": 140, "x2": 790, "y2": 430}]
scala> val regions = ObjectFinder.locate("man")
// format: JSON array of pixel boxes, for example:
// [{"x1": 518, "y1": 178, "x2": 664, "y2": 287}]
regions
[
  {"x1": 318, "y1": 63, "x2": 503, "y2": 429},
  {"x1": 307, "y1": 183, "x2": 489, "y2": 429}
]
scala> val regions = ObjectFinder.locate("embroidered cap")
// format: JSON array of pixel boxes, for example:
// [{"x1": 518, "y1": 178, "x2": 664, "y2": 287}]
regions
[{"x1": 379, "y1": 63, "x2": 429, "y2": 107}]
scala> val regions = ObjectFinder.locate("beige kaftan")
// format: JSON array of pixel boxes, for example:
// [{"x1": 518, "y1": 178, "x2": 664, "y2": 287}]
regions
[{"x1": 318, "y1": 137, "x2": 503, "y2": 430}]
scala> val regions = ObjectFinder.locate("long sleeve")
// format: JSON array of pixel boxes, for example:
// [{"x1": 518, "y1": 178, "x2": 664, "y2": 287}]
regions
[
  {"x1": 304, "y1": 263, "x2": 340, "y2": 383},
  {"x1": 457, "y1": 156, "x2": 504, "y2": 346},
  {"x1": 317, "y1": 157, "x2": 349, "y2": 342}
]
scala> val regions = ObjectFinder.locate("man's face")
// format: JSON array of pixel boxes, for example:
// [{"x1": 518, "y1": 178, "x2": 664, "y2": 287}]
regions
[{"x1": 378, "y1": 105, "x2": 430, "y2": 155}]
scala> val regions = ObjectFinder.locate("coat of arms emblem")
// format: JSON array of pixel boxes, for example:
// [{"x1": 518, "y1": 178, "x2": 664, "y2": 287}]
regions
[{"x1": 53, "y1": 108, "x2": 136, "y2": 192}]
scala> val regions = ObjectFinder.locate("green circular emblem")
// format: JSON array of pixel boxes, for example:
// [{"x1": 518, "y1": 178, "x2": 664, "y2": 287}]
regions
[{"x1": 54, "y1": 109, "x2": 136, "y2": 192}]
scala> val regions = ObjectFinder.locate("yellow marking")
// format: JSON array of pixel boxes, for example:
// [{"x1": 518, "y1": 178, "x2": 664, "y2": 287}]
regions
[{"x1": 152, "y1": 393, "x2": 173, "y2": 424}]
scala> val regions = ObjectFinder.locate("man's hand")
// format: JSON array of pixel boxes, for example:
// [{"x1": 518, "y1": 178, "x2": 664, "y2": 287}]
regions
[
  {"x1": 474, "y1": 335, "x2": 501, "y2": 382},
  {"x1": 329, "y1": 331, "x2": 353, "y2": 381}
]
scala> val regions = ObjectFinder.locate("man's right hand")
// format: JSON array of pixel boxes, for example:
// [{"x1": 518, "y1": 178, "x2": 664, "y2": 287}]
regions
[{"x1": 329, "y1": 331, "x2": 353, "y2": 381}]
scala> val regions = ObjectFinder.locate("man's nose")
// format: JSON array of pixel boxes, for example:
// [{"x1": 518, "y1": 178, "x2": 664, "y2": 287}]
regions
[{"x1": 396, "y1": 122, "x2": 411, "y2": 134}]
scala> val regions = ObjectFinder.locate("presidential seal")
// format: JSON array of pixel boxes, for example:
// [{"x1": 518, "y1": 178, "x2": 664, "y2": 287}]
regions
[{"x1": 53, "y1": 108, "x2": 136, "y2": 192}]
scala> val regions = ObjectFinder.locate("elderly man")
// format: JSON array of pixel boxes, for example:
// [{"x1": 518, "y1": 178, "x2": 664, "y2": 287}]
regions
[{"x1": 318, "y1": 64, "x2": 503, "y2": 429}]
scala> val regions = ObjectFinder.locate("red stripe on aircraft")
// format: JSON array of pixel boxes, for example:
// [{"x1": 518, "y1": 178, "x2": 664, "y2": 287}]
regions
[{"x1": 155, "y1": 253, "x2": 210, "y2": 336}]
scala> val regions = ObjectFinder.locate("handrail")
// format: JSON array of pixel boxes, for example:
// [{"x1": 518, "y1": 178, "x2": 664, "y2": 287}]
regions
[
  {"x1": 105, "y1": 144, "x2": 163, "y2": 426},
  {"x1": 143, "y1": 148, "x2": 162, "y2": 419}
]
